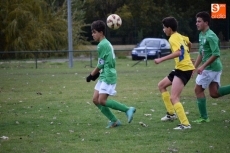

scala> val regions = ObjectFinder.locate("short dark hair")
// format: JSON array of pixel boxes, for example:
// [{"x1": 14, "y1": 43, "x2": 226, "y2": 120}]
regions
[
  {"x1": 162, "y1": 17, "x2": 178, "y2": 31},
  {"x1": 91, "y1": 20, "x2": 106, "y2": 35},
  {"x1": 196, "y1": 11, "x2": 210, "y2": 25}
]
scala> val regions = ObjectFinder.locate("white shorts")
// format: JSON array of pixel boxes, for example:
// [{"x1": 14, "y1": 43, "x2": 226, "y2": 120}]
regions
[
  {"x1": 94, "y1": 81, "x2": 117, "y2": 96},
  {"x1": 196, "y1": 70, "x2": 221, "y2": 89}
]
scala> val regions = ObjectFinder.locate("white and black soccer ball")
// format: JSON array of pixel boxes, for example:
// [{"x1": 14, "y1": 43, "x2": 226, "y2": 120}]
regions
[{"x1": 106, "y1": 14, "x2": 122, "y2": 30}]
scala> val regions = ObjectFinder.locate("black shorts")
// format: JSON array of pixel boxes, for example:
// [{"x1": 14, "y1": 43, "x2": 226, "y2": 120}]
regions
[{"x1": 167, "y1": 69, "x2": 193, "y2": 86}]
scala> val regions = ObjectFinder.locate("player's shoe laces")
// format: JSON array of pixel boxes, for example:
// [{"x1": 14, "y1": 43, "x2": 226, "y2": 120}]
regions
[
  {"x1": 161, "y1": 112, "x2": 177, "y2": 121},
  {"x1": 192, "y1": 117, "x2": 210, "y2": 123},
  {"x1": 106, "y1": 120, "x2": 121, "y2": 128},
  {"x1": 126, "y1": 107, "x2": 136, "y2": 123},
  {"x1": 173, "y1": 124, "x2": 191, "y2": 130}
]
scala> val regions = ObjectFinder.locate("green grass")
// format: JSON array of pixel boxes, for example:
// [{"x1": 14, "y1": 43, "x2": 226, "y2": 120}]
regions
[{"x1": 0, "y1": 50, "x2": 230, "y2": 153}]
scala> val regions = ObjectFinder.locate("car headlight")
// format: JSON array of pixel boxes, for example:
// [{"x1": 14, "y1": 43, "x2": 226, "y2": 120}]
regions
[
  {"x1": 148, "y1": 51, "x2": 156, "y2": 54},
  {"x1": 132, "y1": 50, "x2": 137, "y2": 54}
]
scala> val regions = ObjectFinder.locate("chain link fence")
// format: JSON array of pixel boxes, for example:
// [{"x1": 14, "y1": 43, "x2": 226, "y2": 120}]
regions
[{"x1": 0, "y1": 43, "x2": 229, "y2": 69}]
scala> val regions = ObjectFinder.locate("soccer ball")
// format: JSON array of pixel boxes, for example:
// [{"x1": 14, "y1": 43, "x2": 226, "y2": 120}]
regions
[{"x1": 106, "y1": 14, "x2": 122, "y2": 30}]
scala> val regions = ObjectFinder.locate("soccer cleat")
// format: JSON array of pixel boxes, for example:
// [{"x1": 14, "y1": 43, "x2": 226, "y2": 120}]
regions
[
  {"x1": 126, "y1": 107, "x2": 136, "y2": 123},
  {"x1": 173, "y1": 124, "x2": 191, "y2": 130},
  {"x1": 161, "y1": 112, "x2": 177, "y2": 121},
  {"x1": 106, "y1": 120, "x2": 121, "y2": 128},
  {"x1": 192, "y1": 117, "x2": 210, "y2": 123}
]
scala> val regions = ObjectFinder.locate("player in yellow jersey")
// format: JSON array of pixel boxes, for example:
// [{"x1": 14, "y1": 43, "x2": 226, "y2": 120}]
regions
[{"x1": 154, "y1": 17, "x2": 195, "y2": 130}]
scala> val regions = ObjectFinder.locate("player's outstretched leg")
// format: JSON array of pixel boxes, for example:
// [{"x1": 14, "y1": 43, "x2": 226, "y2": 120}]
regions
[
  {"x1": 161, "y1": 112, "x2": 177, "y2": 121},
  {"x1": 192, "y1": 98, "x2": 210, "y2": 123},
  {"x1": 97, "y1": 105, "x2": 121, "y2": 128},
  {"x1": 105, "y1": 100, "x2": 136, "y2": 123},
  {"x1": 218, "y1": 85, "x2": 230, "y2": 97},
  {"x1": 106, "y1": 120, "x2": 121, "y2": 128},
  {"x1": 173, "y1": 102, "x2": 191, "y2": 130},
  {"x1": 126, "y1": 107, "x2": 136, "y2": 123}
]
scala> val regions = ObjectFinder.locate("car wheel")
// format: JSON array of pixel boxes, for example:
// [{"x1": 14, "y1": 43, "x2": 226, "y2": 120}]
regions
[
  {"x1": 156, "y1": 52, "x2": 161, "y2": 58},
  {"x1": 132, "y1": 56, "x2": 137, "y2": 60}
]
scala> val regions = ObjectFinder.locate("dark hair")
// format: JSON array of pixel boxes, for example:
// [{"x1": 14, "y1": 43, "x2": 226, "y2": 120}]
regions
[
  {"x1": 91, "y1": 20, "x2": 106, "y2": 35},
  {"x1": 162, "y1": 17, "x2": 178, "y2": 31},
  {"x1": 196, "y1": 11, "x2": 210, "y2": 25}
]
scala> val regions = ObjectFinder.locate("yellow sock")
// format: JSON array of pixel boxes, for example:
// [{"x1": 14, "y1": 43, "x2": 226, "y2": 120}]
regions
[
  {"x1": 162, "y1": 91, "x2": 174, "y2": 115},
  {"x1": 174, "y1": 102, "x2": 190, "y2": 125}
]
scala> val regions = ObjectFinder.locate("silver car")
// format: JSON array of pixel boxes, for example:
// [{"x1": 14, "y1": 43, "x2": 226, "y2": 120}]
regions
[{"x1": 131, "y1": 38, "x2": 171, "y2": 60}]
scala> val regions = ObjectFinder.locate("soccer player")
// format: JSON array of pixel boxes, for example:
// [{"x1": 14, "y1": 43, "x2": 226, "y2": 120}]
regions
[
  {"x1": 154, "y1": 17, "x2": 195, "y2": 130},
  {"x1": 86, "y1": 20, "x2": 136, "y2": 128},
  {"x1": 193, "y1": 11, "x2": 230, "y2": 123}
]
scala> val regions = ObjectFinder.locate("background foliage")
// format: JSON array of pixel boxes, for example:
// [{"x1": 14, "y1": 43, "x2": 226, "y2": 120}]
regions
[
  {"x1": 83, "y1": 0, "x2": 230, "y2": 44},
  {"x1": 0, "y1": 0, "x2": 229, "y2": 53},
  {"x1": 0, "y1": 0, "x2": 86, "y2": 52}
]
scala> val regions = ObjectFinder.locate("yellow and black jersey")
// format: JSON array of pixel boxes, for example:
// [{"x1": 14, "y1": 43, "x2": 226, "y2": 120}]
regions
[{"x1": 169, "y1": 32, "x2": 195, "y2": 71}]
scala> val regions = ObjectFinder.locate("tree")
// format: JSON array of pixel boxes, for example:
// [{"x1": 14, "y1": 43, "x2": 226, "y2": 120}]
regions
[
  {"x1": 82, "y1": 0, "x2": 230, "y2": 44},
  {"x1": 0, "y1": 0, "x2": 67, "y2": 52},
  {"x1": 61, "y1": 0, "x2": 89, "y2": 47},
  {"x1": 0, "y1": 0, "x2": 87, "y2": 54}
]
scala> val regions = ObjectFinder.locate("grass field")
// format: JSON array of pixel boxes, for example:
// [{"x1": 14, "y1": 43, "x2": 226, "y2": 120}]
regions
[{"x1": 0, "y1": 50, "x2": 230, "y2": 153}]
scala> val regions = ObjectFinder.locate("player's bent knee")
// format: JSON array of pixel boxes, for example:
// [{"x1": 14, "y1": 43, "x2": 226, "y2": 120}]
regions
[
  {"x1": 194, "y1": 87, "x2": 199, "y2": 94},
  {"x1": 158, "y1": 82, "x2": 166, "y2": 91},
  {"x1": 194, "y1": 90, "x2": 200, "y2": 96},
  {"x1": 157, "y1": 82, "x2": 162, "y2": 89},
  {"x1": 92, "y1": 98, "x2": 99, "y2": 105},
  {"x1": 210, "y1": 93, "x2": 219, "y2": 98},
  {"x1": 194, "y1": 86, "x2": 204, "y2": 97}
]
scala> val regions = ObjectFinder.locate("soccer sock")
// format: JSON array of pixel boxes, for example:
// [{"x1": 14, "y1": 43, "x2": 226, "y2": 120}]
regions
[
  {"x1": 162, "y1": 91, "x2": 174, "y2": 115},
  {"x1": 105, "y1": 99, "x2": 129, "y2": 112},
  {"x1": 217, "y1": 85, "x2": 230, "y2": 97},
  {"x1": 173, "y1": 102, "x2": 190, "y2": 126},
  {"x1": 197, "y1": 97, "x2": 208, "y2": 119},
  {"x1": 96, "y1": 105, "x2": 117, "y2": 122}
]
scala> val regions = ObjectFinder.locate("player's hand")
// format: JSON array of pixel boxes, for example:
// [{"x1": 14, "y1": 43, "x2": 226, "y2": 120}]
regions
[
  {"x1": 197, "y1": 66, "x2": 204, "y2": 74},
  {"x1": 191, "y1": 69, "x2": 196, "y2": 78},
  {"x1": 91, "y1": 72, "x2": 100, "y2": 81},
  {"x1": 154, "y1": 58, "x2": 161, "y2": 64},
  {"x1": 86, "y1": 74, "x2": 93, "y2": 82},
  {"x1": 190, "y1": 58, "x2": 196, "y2": 65}
]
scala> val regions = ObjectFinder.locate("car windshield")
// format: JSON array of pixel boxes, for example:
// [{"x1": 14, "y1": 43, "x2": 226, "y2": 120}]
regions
[{"x1": 139, "y1": 39, "x2": 160, "y2": 47}]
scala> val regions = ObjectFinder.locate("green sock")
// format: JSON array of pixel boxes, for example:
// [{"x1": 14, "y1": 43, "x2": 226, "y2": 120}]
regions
[
  {"x1": 218, "y1": 85, "x2": 230, "y2": 96},
  {"x1": 197, "y1": 98, "x2": 208, "y2": 119},
  {"x1": 105, "y1": 99, "x2": 129, "y2": 112},
  {"x1": 96, "y1": 105, "x2": 117, "y2": 122}
]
